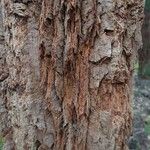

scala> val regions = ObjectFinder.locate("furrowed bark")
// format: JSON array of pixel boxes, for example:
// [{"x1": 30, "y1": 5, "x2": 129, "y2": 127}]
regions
[{"x1": 0, "y1": 0, "x2": 144, "y2": 150}]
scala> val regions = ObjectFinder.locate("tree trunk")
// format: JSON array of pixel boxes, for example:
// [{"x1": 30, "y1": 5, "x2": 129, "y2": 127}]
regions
[
  {"x1": 0, "y1": 0, "x2": 144, "y2": 150},
  {"x1": 139, "y1": 0, "x2": 150, "y2": 78}
]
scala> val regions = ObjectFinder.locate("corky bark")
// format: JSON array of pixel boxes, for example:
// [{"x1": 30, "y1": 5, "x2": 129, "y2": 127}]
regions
[{"x1": 0, "y1": 0, "x2": 143, "y2": 150}]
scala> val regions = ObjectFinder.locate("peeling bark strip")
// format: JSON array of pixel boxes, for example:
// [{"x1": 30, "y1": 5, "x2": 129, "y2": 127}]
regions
[{"x1": 0, "y1": 0, "x2": 144, "y2": 150}]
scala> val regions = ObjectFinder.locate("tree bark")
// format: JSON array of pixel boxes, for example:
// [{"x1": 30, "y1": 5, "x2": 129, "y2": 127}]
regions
[{"x1": 0, "y1": 0, "x2": 144, "y2": 150}]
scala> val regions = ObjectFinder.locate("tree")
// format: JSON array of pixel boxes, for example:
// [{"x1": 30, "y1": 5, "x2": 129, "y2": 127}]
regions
[
  {"x1": 0, "y1": 1, "x2": 10, "y2": 148},
  {"x1": 0, "y1": 0, "x2": 144, "y2": 150},
  {"x1": 139, "y1": 0, "x2": 150, "y2": 78}
]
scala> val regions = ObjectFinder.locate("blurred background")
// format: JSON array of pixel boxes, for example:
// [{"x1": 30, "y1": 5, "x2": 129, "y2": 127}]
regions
[{"x1": 128, "y1": 0, "x2": 150, "y2": 149}]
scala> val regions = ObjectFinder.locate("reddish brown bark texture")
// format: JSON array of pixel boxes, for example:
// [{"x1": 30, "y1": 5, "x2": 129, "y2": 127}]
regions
[{"x1": 0, "y1": 0, "x2": 143, "y2": 150}]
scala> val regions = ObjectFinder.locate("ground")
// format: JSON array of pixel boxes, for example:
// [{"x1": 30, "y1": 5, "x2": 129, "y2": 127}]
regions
[{"x1": 129, "y1": 75, "x2": 150, "y2": 150}]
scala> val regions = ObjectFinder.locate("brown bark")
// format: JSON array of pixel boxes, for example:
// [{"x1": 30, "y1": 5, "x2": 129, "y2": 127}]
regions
[{"x1": 0, "y1": 0, "x2": 144, "y2": 150}]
